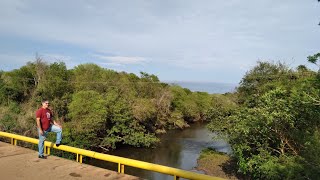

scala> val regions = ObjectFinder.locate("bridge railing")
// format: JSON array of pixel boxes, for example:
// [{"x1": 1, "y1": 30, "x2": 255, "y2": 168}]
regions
[{"x1": 0, "y1": 131, "x2": 223, "y2": 180}]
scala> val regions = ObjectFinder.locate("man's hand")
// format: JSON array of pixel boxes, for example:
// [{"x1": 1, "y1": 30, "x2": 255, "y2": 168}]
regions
[{"x1": 36, "y1": 117, "x2": 43, "y2": 135}]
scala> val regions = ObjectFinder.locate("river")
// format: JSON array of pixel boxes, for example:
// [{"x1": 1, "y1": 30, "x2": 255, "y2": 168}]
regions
[{"x1": 87, "y1": 123, "x2": 231, "y2": 180}]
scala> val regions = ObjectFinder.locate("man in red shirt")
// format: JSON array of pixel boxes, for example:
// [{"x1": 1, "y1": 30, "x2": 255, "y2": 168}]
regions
[{"x1": 36, "y1": 100, "x2": 62, "y2": 158}]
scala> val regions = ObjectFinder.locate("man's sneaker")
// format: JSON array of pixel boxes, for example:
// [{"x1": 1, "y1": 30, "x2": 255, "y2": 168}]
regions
[{"x1": 38, "y1": 155, "x2": 46, "y2": 159}]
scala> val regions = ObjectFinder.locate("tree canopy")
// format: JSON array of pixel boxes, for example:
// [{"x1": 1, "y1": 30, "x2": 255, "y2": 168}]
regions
[
  {"x1": 208, "y1": 55, "x2": 320, "y2": 179},
  {"x1": 0, "y1": 59, "x2": 217, "y2": 151}
]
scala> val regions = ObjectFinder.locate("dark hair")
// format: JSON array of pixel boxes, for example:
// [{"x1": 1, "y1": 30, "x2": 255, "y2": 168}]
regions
[{"x1": 42, "y1": 99, "x2": 49, "y2": 103}]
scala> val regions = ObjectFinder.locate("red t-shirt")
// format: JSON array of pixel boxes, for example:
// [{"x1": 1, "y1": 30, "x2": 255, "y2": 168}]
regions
[{"x1": 36, "y1": 108, "x2": 53, "y2": 131}]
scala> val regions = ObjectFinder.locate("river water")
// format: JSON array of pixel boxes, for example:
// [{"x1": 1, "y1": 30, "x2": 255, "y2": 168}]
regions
[{"x1": 87, "y1": 123, "x2": 231, "y2": 180}]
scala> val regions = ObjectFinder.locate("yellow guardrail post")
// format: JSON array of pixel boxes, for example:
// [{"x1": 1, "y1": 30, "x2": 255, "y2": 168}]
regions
[
  {"x1": 46, "y1": 146, "x2": 51, "y2": 155},
  {"x1": 80, "y1": 155, "x2": 83, "y2": 164},
  {"x1": 44, "y1": 145, "x2": 50, "y2": 155},
  {"x1": 76, "y1": 154, "x2": 83, "y2": 164},
  {"x1": 118, "y1": 163, "x2": 124, "y2": 174},
  {"x1": 174, "y1": 175, "x2": 180, "y2": 180},
  {"x1": 11, "y1": 138, "x2": 17, "y2": 145}
]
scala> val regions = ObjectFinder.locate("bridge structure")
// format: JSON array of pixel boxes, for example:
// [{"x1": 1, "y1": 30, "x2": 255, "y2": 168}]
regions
[{"x1": 0, "y1": 131, "x2": 223, "y2": 180}]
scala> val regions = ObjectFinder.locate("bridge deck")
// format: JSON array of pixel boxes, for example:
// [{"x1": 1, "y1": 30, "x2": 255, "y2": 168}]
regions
[{"x1": 0, "y1": 141, "x2": 141, "y2": 180}]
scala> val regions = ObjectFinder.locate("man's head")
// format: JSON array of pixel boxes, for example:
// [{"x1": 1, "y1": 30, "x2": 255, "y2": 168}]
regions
[{"x1": 42, "y1": 100, "x2": 50, "y2": 109}]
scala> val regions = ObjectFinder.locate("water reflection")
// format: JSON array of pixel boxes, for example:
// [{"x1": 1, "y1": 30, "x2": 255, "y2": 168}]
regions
[{"x1": 87, "y1": 123, "x2": 231, "y2": 180}]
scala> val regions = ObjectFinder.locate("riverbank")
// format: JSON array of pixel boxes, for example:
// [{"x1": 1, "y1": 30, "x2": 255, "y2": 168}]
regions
[
  {"x1": 197, "y1": 148, "x2": 239, "y2": 180},
  {"x1": 87, "y1": 123, "x2": 231, "y2": 179}
]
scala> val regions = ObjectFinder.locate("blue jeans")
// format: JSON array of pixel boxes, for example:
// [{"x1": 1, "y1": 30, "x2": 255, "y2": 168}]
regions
[{"x1": 38, "y1": 125, "x2": 62, "y2": 156}]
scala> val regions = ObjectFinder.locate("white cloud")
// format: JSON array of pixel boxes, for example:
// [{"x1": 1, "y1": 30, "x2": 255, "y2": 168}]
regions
[
  {"x1": 0, "y1": 0, "x2": 319, "y2": 82},
  {"x1": 93, "y1": 54, "x2": 147, "y2": 65},
  {"x1": 99, "y1": 62, "x2": 124, "y2": 67}
]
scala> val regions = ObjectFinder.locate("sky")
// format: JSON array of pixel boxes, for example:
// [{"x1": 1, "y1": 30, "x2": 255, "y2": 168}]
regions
[{"x1": 0, "y1": 0, "x2": 319, "y2": 84}]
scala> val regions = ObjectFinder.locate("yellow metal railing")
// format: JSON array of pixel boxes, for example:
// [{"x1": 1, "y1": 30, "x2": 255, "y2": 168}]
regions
[{"x1": 0, "y1": 131, "x2": 224, "y2": 180}]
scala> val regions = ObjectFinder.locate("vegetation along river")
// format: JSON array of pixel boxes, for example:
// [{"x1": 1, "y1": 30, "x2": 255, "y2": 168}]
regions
[{"x1": 87, "y1": 123, "x2": 231, "y2": 180}]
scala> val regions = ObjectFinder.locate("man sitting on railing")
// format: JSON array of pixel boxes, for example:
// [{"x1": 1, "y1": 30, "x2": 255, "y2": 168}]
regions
[{"x1": 36, "y1": 99, "x2": 62, "y2": 159}]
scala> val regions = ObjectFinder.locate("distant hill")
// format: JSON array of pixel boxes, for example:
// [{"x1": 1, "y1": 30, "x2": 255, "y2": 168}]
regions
[{"x1": 165, "y1": 81, "x2": 237, "y2": 94}]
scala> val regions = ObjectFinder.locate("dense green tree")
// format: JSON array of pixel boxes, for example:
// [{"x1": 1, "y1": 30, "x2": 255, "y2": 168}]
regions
[
  {"x1": 37, "y1": 62, "x2": 71, "y2": 99},
  {"x1": 72, "y1": 63, "x2": 107, "y2": 92},
  {"x1": 237, "y1": 61, "x2": 293, "y2": 107},
  {"x1": 67, "y1": 90, "x2": 107, "y2": 148},
  {"x1": 0, "y1": 59, "x2": 228, "y2": 153},
  {"x1": 1, "y1": 65, "x2": 35, "y2": 103},
  {"x1": 170, "y1": 86, "x2": 199, "y2": 122},
  {"x1": 307, "y1": 52, "x2": 320, "y2": 67},
  {"x1": 209, "y1": 60, "x2": 320, "y2": 179},
  {"x1": 132, "y1": 98, "x2": 157, "y2": 124},
  {"x1": 206, "y1": 94, "x2": 238, "y2": 137},
  {"x1": 192, "y1": 92, "x2": 211, "y2": 121},
  {"x1": 102, "y1": 90, "x2": 159, "y2": 149}
]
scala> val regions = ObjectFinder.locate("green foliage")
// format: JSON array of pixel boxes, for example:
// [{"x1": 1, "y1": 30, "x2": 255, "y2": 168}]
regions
[
  {"x1": 103, "y1": 91, "x2": 159, "y2": 149},
  {"x1": 1, "y1": 65, "x2": 35, "y2": 103},
  {"x1": 0, "y1": 102, "x2": 22, "y2": 132},
  {"x1": 0, "y1": 114, "x2": 17, "y2": 132},
  {"x1": 199, "y1": 147, "x2": 226, "y2": 158},
  {"x1": 302, "y1": 130, "x2": 320, "y2": 179},
  {"x1": 237, "y1": 61, "x2": 293, "y2": 107},
  {"x1": 37, "y1": 62, "x2": 71, "y2": 99},
  {"x1": 307, "y1": 52, "x2": 320, "y2": 66},
  {"x1": 65, "y1": 89, "x2": 161, "y2": 150},
  {"x1": 140, "y1": 71, "x2": 159, "y2": 82},
  {"x1": 170, "y1": 86, "x2": 212, "y2": 122},
  {"x1": 192, "y1": 92, "x2": 211, "y2": 120},
  {"x1": 72, "y1": 63, "x2": 107, "y2": 92},
  {"x1": 209, "y1": 60, "x2": 320, "y2": 179},
  {"x1": 132, "y1": 98, "x2": 157, "y2": 123},
  {"x1": 0, "y1": 71, "x2": 6, "y2": 104},
  {"x1": 0, "y1": 59, "x2": 219, "y2": 152},
  {"x1": 136, "y1": 72, "x2": 163, "y2": 99},
  {"x1": 67, "y1": 90, "x2": 107, "y2": 148},
  {"x1": 68, "y1": 90, "x2": 107, "y2": 129},
  {"x1": 206, "y1": 94, "x2": 237, "y2": 138},
  {"x1": 2, "y1": 55, "x2": 320, "y2": 180}
]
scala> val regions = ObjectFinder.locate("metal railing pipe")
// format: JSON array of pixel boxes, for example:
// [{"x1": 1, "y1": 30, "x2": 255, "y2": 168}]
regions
[{"x1": 0, "y1": 131, "x2": 224, "y2": 180}]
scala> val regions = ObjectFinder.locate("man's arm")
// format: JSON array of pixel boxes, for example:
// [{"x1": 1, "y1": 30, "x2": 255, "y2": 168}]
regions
[{"x1": 36, "y1": 117, "x2": 43, "y2": 135}]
